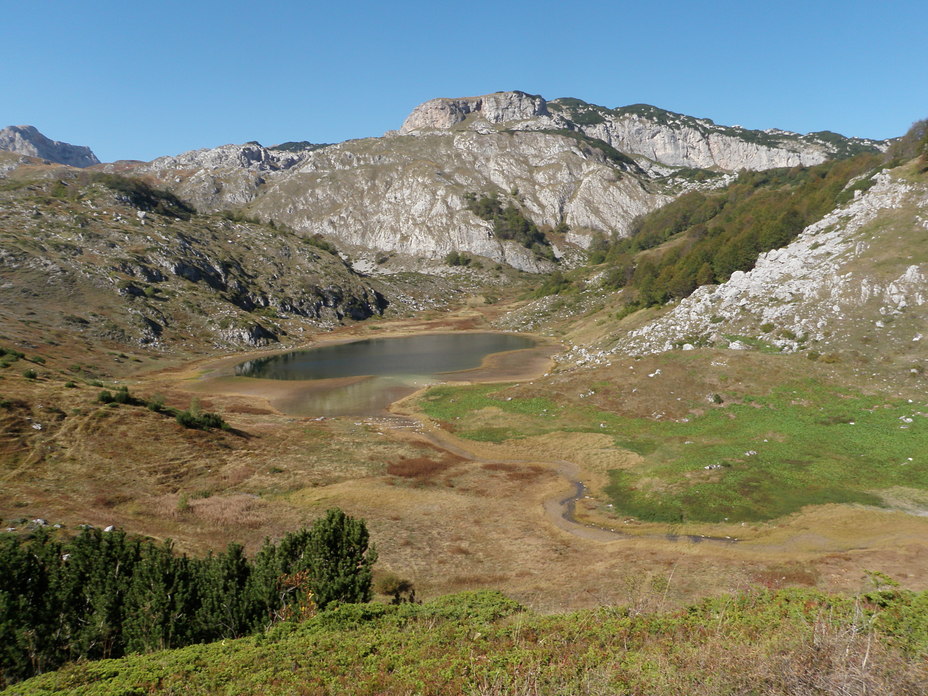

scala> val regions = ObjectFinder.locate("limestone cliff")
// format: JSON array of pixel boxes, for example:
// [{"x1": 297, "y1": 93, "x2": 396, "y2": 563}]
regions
[
  {"x1": 400, "y1": 91, "x2": 551, "y2": 132},
  {"x1": 0, "y1": 125, "x2": 100, "y2": 168},
  {"x1": 130, "y1": 131, "x2": 668, "y2": 272},
  {"x1": 398, "y1": 92, "x2": 884, "y2": 172}
]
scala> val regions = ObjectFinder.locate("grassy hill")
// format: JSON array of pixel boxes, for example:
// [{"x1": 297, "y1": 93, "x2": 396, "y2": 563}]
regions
[{"x1": 4, "y1": 587, "x2": 927, "y2": 695}]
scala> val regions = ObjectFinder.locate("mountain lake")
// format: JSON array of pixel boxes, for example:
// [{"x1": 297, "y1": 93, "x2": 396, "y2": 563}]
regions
[{"x1": 229, "y1": 332, "x2": 540, "y2": 416}]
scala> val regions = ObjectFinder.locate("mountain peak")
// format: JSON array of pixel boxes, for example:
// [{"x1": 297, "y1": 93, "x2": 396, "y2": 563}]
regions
[
  {"x1": 399, "y1": 91, "x2": 549, "y2": 134},
  {"x1": 0, "y1": 124, "x2": 100, "y2": 167}
]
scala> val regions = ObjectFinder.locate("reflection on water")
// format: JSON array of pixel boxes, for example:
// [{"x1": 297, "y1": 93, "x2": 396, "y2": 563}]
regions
[
  {"x1": 235, "y1": 333, "x2": 537, "y2": 417},
  {"x1": 275, "y1": 375, "x2": 436, "y2": 417},
  {"x1": 236, "y1": 333, "x2": 536, "y2": 381}
]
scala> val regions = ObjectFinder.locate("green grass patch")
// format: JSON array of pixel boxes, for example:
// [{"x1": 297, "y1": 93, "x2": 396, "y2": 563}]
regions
[
  {"x1": 417, "y1": 380, "x2": 928, "y2": 523},
  {"x1": 723, "y1": 334, "x2": 783, "y2": 353},
  {"x1": 418, "y1": 384, "x2": 562, "y2": 441}
]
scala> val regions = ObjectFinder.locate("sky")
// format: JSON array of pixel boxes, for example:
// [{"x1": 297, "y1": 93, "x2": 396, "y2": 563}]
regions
[{"x1": 1, "y1": 0, "x2": 925, "y2": 163}]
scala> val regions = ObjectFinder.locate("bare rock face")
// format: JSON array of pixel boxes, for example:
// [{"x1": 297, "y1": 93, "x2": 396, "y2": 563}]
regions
[
  {"x1": 141, "y1": 142, "x2": 304, "y2": 173},
  {"x1": 574, "y1": 111, "x2": 829, "y2": 169},
  {"x1": 400, "y1": 91, "x2": 550, "y2": 133},
  {"x1": 0, "y1": 125, "x2": 100, "y2": 168},
  {"x1": 125, "y1": 142, "x2": 310, "y2": 211},
  {"x1": 138, "y1": 129, "x2": 668, "y2": 272},
  {"x1": 256, "y1": 131, "x2": 665, "y2": 269},
  {"x1": 399, "y1": 94, "x2": 884, "y2": 172}
]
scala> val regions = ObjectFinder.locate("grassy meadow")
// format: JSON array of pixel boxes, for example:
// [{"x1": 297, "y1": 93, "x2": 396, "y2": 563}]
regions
[{"x1": 417, "y1": 367, "x2": 928, "y2": 523}]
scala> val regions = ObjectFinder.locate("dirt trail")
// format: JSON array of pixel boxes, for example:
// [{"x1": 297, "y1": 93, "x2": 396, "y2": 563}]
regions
[{"x1": 377, "y1": 409, "x2": 737, "y2": 546}]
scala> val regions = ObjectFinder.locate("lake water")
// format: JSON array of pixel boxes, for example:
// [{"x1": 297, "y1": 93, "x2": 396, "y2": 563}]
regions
[{"x1": 233, "y1": 332, "x2": 537, "y2": 416}]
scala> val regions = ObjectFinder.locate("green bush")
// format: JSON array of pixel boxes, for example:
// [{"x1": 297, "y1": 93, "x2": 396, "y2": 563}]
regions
[
  {"x1": 306, "y1": 234, "x2": 338, "y2": 255},
  {"x1": 464, "y1": 192, "x2": 556, "y2": 261},
  {"x1": 533, "y1": 270, "x2": 572, "y2": 297},
  {"x1": 98, "y1": 386, "x2": 138, "y2": 405},
  {"x1": 445, "y1": 250, "x2": 472, "y2": 267},
  {"x1": 176, "y1": 408, "x2": 227, "y2": 430},
  {"x1": 22, "y1": 369, "x2": 37, "y2": 380}
]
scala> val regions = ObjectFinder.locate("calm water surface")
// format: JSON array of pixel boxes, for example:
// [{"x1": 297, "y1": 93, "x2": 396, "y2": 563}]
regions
[{"x1": 234, "y1": 332, "x2": 537, "y2": 416}]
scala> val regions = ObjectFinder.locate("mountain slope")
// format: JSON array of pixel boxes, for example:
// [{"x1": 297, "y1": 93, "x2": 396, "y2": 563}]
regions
[
  {"x1": 615, "y1": 162, "x2": 927, "y2": 365},
  {"x1": 127, "y1": 128, "x2": 670, "y2": 271},
  {"x1": 0, "y1": 165, "x2": 447, "y2": 350},
  {"x1": 0, "y1": 125, "x2": 100, "y2": 168},
  {"x1": 111, "y1": 91, "x2": 884, "y2": 273}
]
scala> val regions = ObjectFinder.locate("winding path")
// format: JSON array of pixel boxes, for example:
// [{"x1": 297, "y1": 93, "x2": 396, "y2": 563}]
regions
[{"x1": 374, "y1": 413, "x2": 738, "y2": 546}]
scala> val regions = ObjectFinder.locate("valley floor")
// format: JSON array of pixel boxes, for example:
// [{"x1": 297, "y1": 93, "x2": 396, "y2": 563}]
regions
[{"x1": 3, "y1": 295, "x2": 928, "y2": 616}]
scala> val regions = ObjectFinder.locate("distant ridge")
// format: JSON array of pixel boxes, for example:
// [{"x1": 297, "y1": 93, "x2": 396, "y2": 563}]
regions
[{"x1": 0, "y1": 124, "x2": 100, "y2": 167}]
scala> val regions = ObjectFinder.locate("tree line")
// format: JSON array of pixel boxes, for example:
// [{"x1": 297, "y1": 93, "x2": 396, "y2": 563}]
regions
[{"x1": 0, "y1": 509, "x2": 376, "y2": 687}]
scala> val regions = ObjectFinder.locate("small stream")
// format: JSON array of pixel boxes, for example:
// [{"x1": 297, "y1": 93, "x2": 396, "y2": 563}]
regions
[{"x1": 414, "y1": 425, "x2": 738, "y2": 546}]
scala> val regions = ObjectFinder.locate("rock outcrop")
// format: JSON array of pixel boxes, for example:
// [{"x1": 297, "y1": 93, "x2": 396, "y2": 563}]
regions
[
  {"x1": 547, "y1": 101, "x2": 885, "y2": 171},
  {"x1": 398, "y1": 92, "x2": 885, "y2": 172},
  {"x1": 400, "y1": 91, "x2": 551, "y2": 133},
  {"x1": 0, "y1": 125, "x2": 100, "y2": 168}
]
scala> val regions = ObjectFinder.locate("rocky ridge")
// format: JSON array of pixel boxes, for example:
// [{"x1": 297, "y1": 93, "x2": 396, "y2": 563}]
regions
[
  {"x1": 115, "y1": 91, "x2": 885, "y2": 272},
  {"x1": 399, "y1": 92, "x2": 884, "y2": 172},
  {"x1": 549, "y1": 100, "x2": 885, "y2": 171},
  {"x1": 0, "y1": 125, "x2": 100, "y2": 168},
  {"x1": 399, "y1": 91, "x2": 551, "y2": 132}
]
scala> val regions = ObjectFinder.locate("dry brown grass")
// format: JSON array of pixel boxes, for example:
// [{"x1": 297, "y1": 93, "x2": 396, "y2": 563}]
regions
[
  {"x1": 4, "y1": 311, "x2": 928, "y2": 614},
  {"x1": 387, "y1": 456, "x2": 454, "y2": 479}
]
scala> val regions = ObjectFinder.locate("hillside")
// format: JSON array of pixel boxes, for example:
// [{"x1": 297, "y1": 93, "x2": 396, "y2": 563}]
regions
[
  {"x1": 0, "y1": 158, "x2": 468, "y2": 352},
  {"x1": 4, "y1": 589, "x2": 926, "y2": 695}
]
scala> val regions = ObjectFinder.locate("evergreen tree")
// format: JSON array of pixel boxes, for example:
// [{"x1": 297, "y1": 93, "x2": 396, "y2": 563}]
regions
[
  {"x1": 124, "y1": 541, "x2": 199, "y2": 652},
  {"x1": 196, "y1": 543, "x2": 256, "y2": 639},
  {"x1": 304, "y1": 509, "x2": 377, "y2": 609},
  {"x1": 56, "y1": 528, "x2": 141, "y2": 661}
]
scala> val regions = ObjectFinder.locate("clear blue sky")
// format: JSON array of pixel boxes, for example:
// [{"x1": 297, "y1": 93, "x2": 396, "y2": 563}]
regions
[{"x1": 2, "y1": 0, "x2": 925, "y2": 162}]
